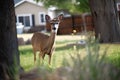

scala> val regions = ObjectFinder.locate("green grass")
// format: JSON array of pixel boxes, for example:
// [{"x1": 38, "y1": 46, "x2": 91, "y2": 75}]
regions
[
  {"x1": 19, "y1": 37, "x2": 120, "y2": 72},
  {"x1": 99, "y1": 44, "x2": 120, "y2": 68},
  {"x1": 19, "y1": 39, "x2": 83, "y2": 71},
  {"x1": 18, "y1": 34, "x2": 120, "y2": 80},
  {"x1": 106, "y1": 49, "x2": 120, "y2": 68},
  {"x1": 19, "y1": 45, "x2": 34, "y2": 71}
]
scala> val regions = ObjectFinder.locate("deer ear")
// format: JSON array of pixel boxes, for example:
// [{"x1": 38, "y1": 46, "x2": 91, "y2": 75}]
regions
[
  {"x1": 58, "y1": 14, "x2": 63, "y2": 20},
  {"x1": 45, "y1": 15, "x2": 51, "y2": 21}
]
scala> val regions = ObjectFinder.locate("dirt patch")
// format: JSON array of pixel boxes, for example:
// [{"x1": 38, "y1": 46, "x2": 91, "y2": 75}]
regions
[
  {"x1": 17, "y1": 33, "x2": 85, "y2": 42},
  {"x1": 17, "y1": 33, "x2": 33, "y2": 42}
]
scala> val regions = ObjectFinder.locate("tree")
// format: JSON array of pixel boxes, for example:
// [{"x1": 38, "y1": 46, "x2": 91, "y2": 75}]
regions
[
  {"x1": 89, "y1": 0, "x2": 120, "y2": 43},
  {"x1": 0, "y1": 0, "x2": 20, "y2": 79}
]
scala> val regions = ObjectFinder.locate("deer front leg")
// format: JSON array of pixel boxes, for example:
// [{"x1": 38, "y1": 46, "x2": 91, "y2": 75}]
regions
[
  {"x1": 48, "y1": 47, "x2": 55, "y2": 64},
  {"x1": 39, "y1": 52, "x2": 45, "y2": 64},
  {"x1": 48, "y1": 54, "x2": 51, "y2": 65}
]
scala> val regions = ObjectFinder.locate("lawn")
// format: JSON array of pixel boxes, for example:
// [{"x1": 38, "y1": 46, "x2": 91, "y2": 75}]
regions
[
  {"x1": 18, "y1": 34, "x2": 120, "y2": 72},
  {"x1": 19, "y1": 36, "x2": 83, "y2": 71}
]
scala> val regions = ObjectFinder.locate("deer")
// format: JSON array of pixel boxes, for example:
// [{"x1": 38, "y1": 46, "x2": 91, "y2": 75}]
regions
[{"x1": 31, "y1": 14, "x2": 63, "y2": 64}]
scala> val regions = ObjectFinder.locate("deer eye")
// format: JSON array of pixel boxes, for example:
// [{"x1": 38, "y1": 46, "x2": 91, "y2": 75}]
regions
[{"x1": 55, "y1": 23, "x2": 58, "y2": 24}]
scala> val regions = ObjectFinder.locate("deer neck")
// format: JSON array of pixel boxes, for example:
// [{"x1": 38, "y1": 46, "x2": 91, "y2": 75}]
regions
[
  {"x1": 48, "y1": 32, "x2": 56, "y2": 47},
  {"x1": 46, "y1": 32, "x2": 56, "y2": 54},
  {"x1": 49, "y1": 23, "x2": 58, "y2": 44}
]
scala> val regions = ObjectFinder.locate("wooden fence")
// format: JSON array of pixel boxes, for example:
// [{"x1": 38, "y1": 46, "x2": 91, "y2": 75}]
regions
[{"x1": 46, "y1": 13, "x2": 94, "y2": 35}]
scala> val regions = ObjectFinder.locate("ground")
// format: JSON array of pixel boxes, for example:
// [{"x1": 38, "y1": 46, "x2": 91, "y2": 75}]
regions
[{"x1": 17, "y1": 33, "x2": 85, "y2": 42}]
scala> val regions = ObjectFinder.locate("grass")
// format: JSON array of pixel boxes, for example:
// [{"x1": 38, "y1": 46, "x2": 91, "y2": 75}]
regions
[
  {"x1": 106, "y1": 49, "x2": 120, "y2": 68},
  {"x1": 19, "y1": 35, "x2": 120, "y2": 80},
  {"x1": 19, "y1": 35, "x2": 120, "y2": 72},
  {"x1": 19, "y1": 38, "x2": 83, "y2": 71},
  {"x1": 19, "y1": 45, "x2": 34, "y2": 71}
]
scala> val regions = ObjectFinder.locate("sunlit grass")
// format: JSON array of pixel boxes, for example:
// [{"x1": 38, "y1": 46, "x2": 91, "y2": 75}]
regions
[
  {"x1": 19, "y1": 39, "x2": 82, "y2": 71},
  {"x1": 19, "y1": 35, "x2": 120, "y2": 72}
]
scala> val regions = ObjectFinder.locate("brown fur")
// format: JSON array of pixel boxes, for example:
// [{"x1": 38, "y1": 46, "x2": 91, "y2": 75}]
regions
[{"x1": 31, "y1": 32, "x2": 56, "y2": 64}]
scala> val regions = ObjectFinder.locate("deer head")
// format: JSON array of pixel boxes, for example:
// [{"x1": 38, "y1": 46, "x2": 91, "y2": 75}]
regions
[{"x1": 45, "y1": 14, "x2": 63, "y2": 34}]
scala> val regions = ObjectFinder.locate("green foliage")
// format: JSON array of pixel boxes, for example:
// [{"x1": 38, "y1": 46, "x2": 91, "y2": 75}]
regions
[
  {"x1": 74, "y1": 0, "x2": 90, "y2": 13},
  {"x1": 35, "y1": 0, "x2": 90, "y2": 13}
]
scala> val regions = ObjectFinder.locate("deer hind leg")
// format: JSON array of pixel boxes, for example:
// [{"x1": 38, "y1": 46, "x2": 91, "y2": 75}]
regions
[{"x1": 33, "y1": 50, "x2": 36, "y2": 64}]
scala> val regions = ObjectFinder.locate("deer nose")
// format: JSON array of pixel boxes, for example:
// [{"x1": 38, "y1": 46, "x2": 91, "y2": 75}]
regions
[{"x1": 52, "y1": 27, "x2": 56, "y2": 30}]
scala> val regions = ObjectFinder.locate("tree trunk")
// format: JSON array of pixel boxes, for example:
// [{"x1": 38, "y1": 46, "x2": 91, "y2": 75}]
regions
[
  {"x1": 0, "y1": 0, "x2": 20, "y2": 79},
  {"x1": 89, "y1": 0, "x2": 120, "y2": 43}
]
